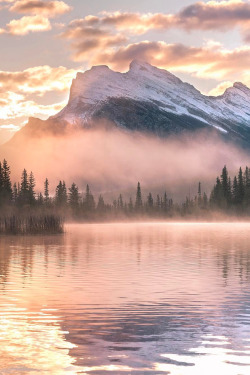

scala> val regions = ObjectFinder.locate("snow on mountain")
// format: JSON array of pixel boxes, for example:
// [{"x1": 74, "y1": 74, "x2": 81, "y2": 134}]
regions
[{"x1": 52, "y1": 60, "x2": 250, "y2": 140}]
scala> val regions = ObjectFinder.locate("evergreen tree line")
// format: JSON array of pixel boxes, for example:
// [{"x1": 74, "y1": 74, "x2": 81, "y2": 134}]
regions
[
  {"x1": 210, "y1": 166, "x2": 250, "y2": 209},
  {"x1": 1, "y1": 160, "x2": 250, "y2": 219}
]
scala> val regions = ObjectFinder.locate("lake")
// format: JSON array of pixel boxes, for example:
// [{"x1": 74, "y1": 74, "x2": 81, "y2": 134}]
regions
[{"x1": 1, "y1": 223, "x2": 250, "y2": 374}]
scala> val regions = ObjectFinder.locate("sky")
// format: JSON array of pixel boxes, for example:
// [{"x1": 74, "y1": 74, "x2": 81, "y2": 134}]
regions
[{"x1": 0, "y1": 0, "x2": 249, "y2": 143}]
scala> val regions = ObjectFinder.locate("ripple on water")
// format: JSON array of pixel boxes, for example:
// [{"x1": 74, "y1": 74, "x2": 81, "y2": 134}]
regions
[{"x1": 0, "y1": 223, "x2": 250, "y2": 374}]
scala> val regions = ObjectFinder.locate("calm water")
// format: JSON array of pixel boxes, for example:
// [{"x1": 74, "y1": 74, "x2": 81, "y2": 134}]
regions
[{"x1": 1, "y1": 223, "x2": 250, "y2": 374}]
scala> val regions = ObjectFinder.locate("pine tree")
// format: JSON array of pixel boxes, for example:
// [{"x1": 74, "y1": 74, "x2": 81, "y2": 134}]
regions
[
  {"x1": 232, "y1": 176, "x2": 238, "y2": 204},
  {"x1": 228, "y1": 177, "x2": 232, "y2": 205},
  {"x1": 198, "y1": 182, "x2": 202, "y2": 207},
  {"x1": 55, "y1": 180, "x2": 67, "y2": 207},
  {"x1": 0, "y1": 159, "x2": 12, "y2": 204},
  {"x1": 44, "y1": 178, "x2": 49, "y2": 204},
  {"x1": 220, "y1": 165, "x2": 231, "y2": 206},
  {"x1": 147, "y1": 192, "x2": 153, "y2": 210},
  {"x1": 237, "y1": 167, "x2": 244, "y2": 205},
  {"x1": 156, "y1": 194, "x2": 161, "y2": 211},
  {"x1": 135, "y1": 182, "x2": 142, "y2": 211},
  {"x1": 37, "y1": 193, "x2": 44, "y2": 205},
  {"x1": 68, "y1": 183, "x2": 80, "y2": 211},
  {"x1": 13, "y1": 183, "x2": 18, "y2": 203},
  {"x1": 19, "y1": 169, "x2": 29, "y2": 205},
  {"x1": 210, "y1": 177, "x2": 225, "y2": 208},
  {"x1": 118, "y1": 194, "x2": 124, "y2": 209},
  {"x1": 203, "y1": 192, "x2": 208, "y2": 208},
  {"x1": 84, "y1": 184, "x2": 95, "y2": 212},
  {"x1": 97, "y1": 195, "x2": 105, "y2": 213},
  {"x1": 28, "y1": 171, "x2": 36, "y2": 204},
  {"x1": 163, "y1": 192, "x2": 168, "y2": 213},
  {"x1": 244, "y1": 166, "x2": 250, "y2": 207}
]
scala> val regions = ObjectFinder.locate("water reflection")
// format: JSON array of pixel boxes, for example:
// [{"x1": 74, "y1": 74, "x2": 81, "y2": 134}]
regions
[
  {"x1": 157, "y1": 334, "x2": 250, "y2": 374},
  {"x1": 0, "y1": 302, "x2": 81, "y2": 374},
  {"x1": 0, "y1": 223, "x2": 250, "y2": 374}
]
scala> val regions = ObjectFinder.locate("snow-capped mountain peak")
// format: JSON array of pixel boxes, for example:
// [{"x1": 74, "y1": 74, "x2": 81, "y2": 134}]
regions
[{"x1": 52, "y1": 61, "x2": 250, "y2": 142}]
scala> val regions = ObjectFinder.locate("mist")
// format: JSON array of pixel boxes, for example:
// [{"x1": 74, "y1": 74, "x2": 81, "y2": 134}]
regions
[{"x1": 1, "y1": 127, "x2": 249, "y2": 200}]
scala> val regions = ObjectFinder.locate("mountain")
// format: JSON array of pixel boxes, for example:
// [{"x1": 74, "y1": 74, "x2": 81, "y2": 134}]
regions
[{"x1": 9, "y1": 60, "x2": 250, "y2": 143}]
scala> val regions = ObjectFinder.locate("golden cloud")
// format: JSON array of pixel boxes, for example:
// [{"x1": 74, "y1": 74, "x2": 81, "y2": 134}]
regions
[
  {"x1": 0, "y1": 65, "x2": 76, "y2": 128},
  {"x1": 208, "y1": 81, "x2": 234, "y2": 96},
  {"x1": 60, "y1": 4, "x2": 250, "y2": 86},
  {"x1": 0, "y1": 91, "x2": 66, "y2": 120},
  {"x1": 61, "y1": 2, "x2": 250, "y2": 85},
  {"x1": 62, "y1": 18, "x2": 128, "y2": 57},
  {"x1": 63, "y1": 32, "x2": 250, "y2": 88},
  {"x1": 10, "y1": 0, "x2": 71, "y2": 17},
  {"x1": 1, "y1": 15, "x2": 51, "y2": 35},
  {"x1": 0, "y1": 124, "x2": 21, "y2": 131},
  {"x1": 0, "y1": 65, "x2": 76, "y2": 94}
]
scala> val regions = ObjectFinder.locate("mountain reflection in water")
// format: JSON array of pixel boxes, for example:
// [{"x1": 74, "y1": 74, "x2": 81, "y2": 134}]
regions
[{"x1": 0, "y1": 223, "x2": 250, "y2": 374}]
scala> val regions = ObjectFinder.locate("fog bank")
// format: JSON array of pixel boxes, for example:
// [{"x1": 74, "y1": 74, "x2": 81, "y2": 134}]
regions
[{"x1": 1, "y1": 128, "x2": 249, "y2": 199}]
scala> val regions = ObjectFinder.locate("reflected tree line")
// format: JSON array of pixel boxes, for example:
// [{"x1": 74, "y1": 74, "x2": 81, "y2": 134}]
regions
[
  {"x1": 1, "y1": 222, "x2": 250, "y2": 287},
  {"x1": 1, "y1": 160, "x2": 250, "y2": 219}
]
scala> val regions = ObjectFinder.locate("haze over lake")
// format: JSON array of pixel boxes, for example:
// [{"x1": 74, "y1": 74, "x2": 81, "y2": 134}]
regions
[{"x1": 1, "y1": 223, "x2": 250, "y2": 374}]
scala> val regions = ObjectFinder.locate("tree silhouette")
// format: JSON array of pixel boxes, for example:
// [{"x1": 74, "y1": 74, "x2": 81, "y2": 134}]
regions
[
  {"x1": 135, "y1": 182, "x2": 142, "y2": 211},
  {"x1": 44, "y1": 178, "x2": 49, "y2": 204},
  {"x1": 68, "y1": 183, "x2": 80, "y2": 211}
]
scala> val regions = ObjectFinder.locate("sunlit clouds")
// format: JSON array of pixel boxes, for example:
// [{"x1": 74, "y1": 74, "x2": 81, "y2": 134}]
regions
[
  {"x1": 0, "y1": 65, "x2": 76, "y2": 95},
  {"x1": 61, "y1": 2, "x2": 250, "y2": 87},
  {"x1": 0, "y1": 15, "x2": 51, "y2": 35},
  {"x1": 0, "y1": 65, "x2": 75, "y2": 141},
  {"x1": 62, "y1": 33, "x2": 250, "y2": 87},
  {"x1": 0, "y1": 64, "x2": 76, "y2": 126},
  {"x1": 0, "y1": 91, "x2": 66, "y2": 121},
  {"x1": 0, "y1": 92, "x2": 66, "y2": 142},
  {"x1": 208, "y1": 81, "x2": 234, "y2": 96},
  {"x1": 71, "y1": 1, "x2": 250, "y2": 38},
  {"x1": 10, "y1": 0, "x2": 71, "y2": 17},
  {"x1": 62, "y1": 1, "x2": 250, "y2": 45},
  {"x1": 0, "y1": 0, "x2": 71, "y2": 35},
  {"x1": 0, "y1": 123, "x2": 20, "y2": 130}
]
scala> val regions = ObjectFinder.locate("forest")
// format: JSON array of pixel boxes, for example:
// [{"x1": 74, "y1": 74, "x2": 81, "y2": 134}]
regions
[{"x1": 0, "y1": 160, "x2": 250, "y2": 221}]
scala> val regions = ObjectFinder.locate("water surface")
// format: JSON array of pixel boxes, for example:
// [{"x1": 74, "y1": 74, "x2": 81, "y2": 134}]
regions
[{"x1": 1, "y1": 223, "x2": 250, "y2": 374}]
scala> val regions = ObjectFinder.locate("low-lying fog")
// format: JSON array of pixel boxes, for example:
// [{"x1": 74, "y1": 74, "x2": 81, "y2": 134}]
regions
[{"x1": 1, "y1": 128, "x2": 249, "y2": 200}]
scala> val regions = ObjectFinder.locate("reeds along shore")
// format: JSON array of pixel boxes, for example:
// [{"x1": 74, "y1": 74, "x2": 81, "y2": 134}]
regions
[{"x1": 0, "y1": 215, "x2": 64, "y2": 235}]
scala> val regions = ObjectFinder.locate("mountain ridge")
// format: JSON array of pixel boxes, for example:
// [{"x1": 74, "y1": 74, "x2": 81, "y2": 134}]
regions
[{"x1": 8, "y1": 60, "x2": 250, "y2": 145}]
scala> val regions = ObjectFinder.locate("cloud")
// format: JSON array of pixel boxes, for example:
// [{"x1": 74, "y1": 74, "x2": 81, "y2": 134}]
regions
[
  {"x1": 0, "y1": 91, "x2": 66, "y2": 120},
  {"x1": 0, "y1": 124, "x2": 20, "y2": 131},
  {"x1": 0, "y1": 65, "x2": 76, "y2": 94},
  {"x1": 0, "y1": 122, "x2": 21, "y2": 144},
  {"x1": 176, "y1": 0, "x2": 250, "y2": 36},
  {"x1": 0, "y1": 1, "x2": 71, "y2": 35},
  {"x1": 10, "y1": 0, "x2": 71, "y2": 17},
  {"x1": 63, "y1": 1, "x2": 250, "y2": 42},
  {"x1": 208, "y1": 81, "x2": 234, "y2": 96},
  {"x1": 0, "y1": 15, "x2": 51, "y2": 35},
  {"x1": 62, "y1": 18, "x2": 128, "y2": 58},
  {"x1": 62, "y1": 29, "x2": 250, "y2": 87},
  {"x1": 60, "y1": 3, "x2": 250, "y2": 84},
  {"x1": 0, "y1": 65, "x2": 76, "y2": 129}
]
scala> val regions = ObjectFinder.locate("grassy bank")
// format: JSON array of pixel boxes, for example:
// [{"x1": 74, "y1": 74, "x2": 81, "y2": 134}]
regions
[{"x1": 0, "y1": 215, "x2": 64, "y2": 235}]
